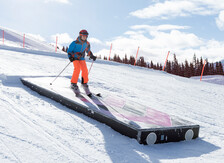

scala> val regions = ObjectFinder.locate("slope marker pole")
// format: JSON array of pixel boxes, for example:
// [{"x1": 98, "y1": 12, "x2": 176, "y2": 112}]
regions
[
  {"x1": 109, "y1": 43, "x2": 112, "y2": 61},
  {"x1": 134, "y1": 46, "x2": 140, "y2": 66},
  {"x1": 200, "y1": 60, "x2": 206, "y2": 81},
  {"x1": 55, "y1": 36, "x2": 58, "y2": 52},
  {"x1": 163, "y1": 51, "x2": 170, "y2": 71}
]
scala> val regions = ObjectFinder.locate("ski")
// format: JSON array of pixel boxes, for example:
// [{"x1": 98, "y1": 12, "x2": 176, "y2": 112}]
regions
[
  {"x1": 70, "y1": 87, "x2": 101, "y2": 98},
  {"x1": 92, "y1": 93, "x2": 102, "y2": 97},
  {"x1": 84, "y1": 92, "x2": 102, "y2": 98}
]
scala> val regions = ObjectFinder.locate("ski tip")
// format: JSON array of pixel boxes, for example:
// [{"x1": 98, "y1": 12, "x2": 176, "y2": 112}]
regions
[
  {"x1": 87, "y1": 93, "x2": 93, "y2": 98},
  {"x1": 95, "y1": 93, "x2": 102, "y2": 97}
]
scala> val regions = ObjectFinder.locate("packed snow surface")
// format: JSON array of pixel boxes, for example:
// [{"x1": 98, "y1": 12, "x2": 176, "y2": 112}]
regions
[
  {"x1": 0, "y1": 28, "x2": 224, "y2": 163},
  {"x1": 191, "y1": 75, "x2": 224, "y2": 85}
]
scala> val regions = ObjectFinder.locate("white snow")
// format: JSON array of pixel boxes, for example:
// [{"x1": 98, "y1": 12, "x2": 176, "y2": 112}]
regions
[
  {"x1": 0, "y1": 28, "x2": 224, "y2": 163},
  {"x1": 191, "y1": 75, "x2": 224, "y2": 85}
]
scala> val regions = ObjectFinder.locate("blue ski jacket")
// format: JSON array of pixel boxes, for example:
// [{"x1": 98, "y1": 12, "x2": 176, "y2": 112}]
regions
[{"x1": 67, "y1": 37, "x2": 91, "y2": 60}]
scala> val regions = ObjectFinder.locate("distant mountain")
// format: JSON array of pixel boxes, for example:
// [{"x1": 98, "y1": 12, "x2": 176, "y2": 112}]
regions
[{"x1": 0, "y1": 26, "x2": 57, "y2": 52}]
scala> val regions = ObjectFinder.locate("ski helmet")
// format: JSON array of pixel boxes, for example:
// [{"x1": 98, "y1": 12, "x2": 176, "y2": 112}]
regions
[{"x1": 79, "y1": 29, "x2": 89, "y2": 37}]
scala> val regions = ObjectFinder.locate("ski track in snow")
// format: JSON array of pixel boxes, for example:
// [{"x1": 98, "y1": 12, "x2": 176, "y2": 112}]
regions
[
  {"x1": 0, "y1": 32, "x2": 224, "y2": 162},
  {"x1": 0, "y1": 79, "x2": 111, "y2": 162},
  {"x1": 0, "y1": 93, "x2": 94, "y2": 162}
]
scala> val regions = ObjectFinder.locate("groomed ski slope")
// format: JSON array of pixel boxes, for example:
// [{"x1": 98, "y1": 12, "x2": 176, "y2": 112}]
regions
[{"x1": 1, "y1": 30, "x2": 224, "y2": 162}]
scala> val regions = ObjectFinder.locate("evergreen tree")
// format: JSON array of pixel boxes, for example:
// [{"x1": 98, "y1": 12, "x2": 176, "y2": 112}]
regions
[
  {"x1": 166, "y1": 60, "x2": 172, "y2": 73},
  {"x1": 150, "y1": 61, "x2": 154, "y2": 69},
  {"x1": 215, "y1": 62, "x2": 219, "y2": 74},
  {"x1": 172, "y1": 54, "x2": 180, "y2": 75},
  {"x1": 180, "y1": 63, "x2": 185, "y2": 77},
  {"x1": 117, "y1": 55, "x2": 122, "y2": 63},
  {"x1": 220, "y1": 62, "x2": 224, "y2": 75},
  {"x1": 210, "y1": 63, "x2": 215, "y2": 75},
  {"x1": 190, "y1": 62, "x2": 194, "y2": 77},
  {"x1": 159, "y1": 63, "x2": 162, "y2": 70},
  {"x1": 123, "y1": 54, "x2": 128, "y2": 64},
  {"x1": 156, "y1": 63, "x2": 160, "y2": 70},
  {"x1": 129, "y1": 56, "x2": 135, "y2": 65},
  {"x1": 200, "y1": 57, "x2": 203, "y2": 69},
  {"x1": 204, "y1": 58, "x2": 209, "y2": 75},
  {"x1": 184, "y1": 60, "x2": 191, "y2": 77},
  {"x1": 62, "y1": 46, "x2": 65, "y2": 52},
  {"x1": 147, "y1": 63, "x2": 150, "y2": 68},
  {"x1": 216, "y1": 62, "x2": 224, "y2": 75},
  {"x1": 193, "y1": 53, "x2": 197, "y2": 68},
  {"x1": 139, "y1": 56, "x2": 146, "y2": 67},
  {"x1": 113, "y1": 54, "x2": 117, "y2": 61},
  {"x1": 195, "y1": 58, "x2": 200, "y2": 76}
]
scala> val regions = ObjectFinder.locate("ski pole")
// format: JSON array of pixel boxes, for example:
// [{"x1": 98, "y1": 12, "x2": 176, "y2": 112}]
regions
[
  {"x1": 50, "y1": 61, "x2": 71, "y2": 85},
  {"x1": 88, "y1": 60, "x2": 94, "y2": 75}
]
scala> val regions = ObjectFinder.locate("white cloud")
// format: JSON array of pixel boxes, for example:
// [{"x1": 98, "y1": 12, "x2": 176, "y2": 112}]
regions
[
  {"x1": 44, "y1": 0, "x2": 70, "y2": 4},
  {"x1": 88, "y1": 37, "x2": 104, "y2": 45},
  {"x1": 96, "y1": 29, "x2": 203, "y2": 63},
  {"x1": 125, "y1": 1, "x2": 224, "y2": 62},
  {"x1": 130, "y1": 0, "x2": 224, "y2": 19},
  {"x1": 26, "y1": 33, "x2": 46, "y2": 42},
  {"x1": 198, "y1": 40, "x2": 224, "y2": 61},
  {"x1": 151, "y1": 30, "x2": 203, "y2": 49},
  {"x1": 130, "y1": 24, "x2": 190, "y2": 31},
  {"x1": 96, "y1": 26, "x2": 224, "y2": 63},
  {"x1": 216, "y1": 10, "x2": 224, "y2": 31},
  {"x1": 130, "y1": 1, "x2": 195, "y2": 19},
  {"x1": 51, "y1": 33, "x2": 73, "y2": 45}
]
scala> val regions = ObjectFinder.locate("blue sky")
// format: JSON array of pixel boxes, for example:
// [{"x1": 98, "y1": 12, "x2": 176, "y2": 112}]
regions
[{"x1": 1, "y1": 0, "x2": 224, "y2": 62}]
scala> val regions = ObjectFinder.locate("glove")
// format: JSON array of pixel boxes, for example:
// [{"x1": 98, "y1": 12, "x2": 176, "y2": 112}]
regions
[
  {"x1": 69, "y1": 56, "x2": 75, "y2": 62},
  {"x1": 68, "y1": 52, "x2": 75, "y2": 62},
  {"x1": 89, "y1": 51, "x2": 97, "y2": 61},
  {"x1": 90, "y1": 55, "x2": 97, "y2": 61}
]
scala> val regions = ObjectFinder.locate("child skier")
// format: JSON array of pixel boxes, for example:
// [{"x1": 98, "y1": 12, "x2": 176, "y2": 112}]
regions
[{"x1": 67, "y1": 29, "x2": 97, "y2": 96}]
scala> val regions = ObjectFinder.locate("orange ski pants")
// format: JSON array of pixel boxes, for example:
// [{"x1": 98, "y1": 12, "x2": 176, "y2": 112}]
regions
[{"x1": 71, "y1": 60, "x2": 89, "y2": 84}]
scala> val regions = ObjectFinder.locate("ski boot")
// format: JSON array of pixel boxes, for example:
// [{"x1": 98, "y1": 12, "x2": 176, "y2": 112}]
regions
[
  {"x1": 70, "y1": 83, "x2": 80, "y2": 96},
  {"x1": 81, "y1": 83, "x2": 92, "y2": 97}
]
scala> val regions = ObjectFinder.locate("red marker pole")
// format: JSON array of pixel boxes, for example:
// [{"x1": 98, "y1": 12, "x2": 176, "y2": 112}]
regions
[
  {"x1": 200, "y1": 60, "x2": 206, "y2": 81},
  {"x1": 23, "y1": 34, "x2": 25, "y2": 48},
  {"x1": 134, "y1": 46, "x2": 140, "y2": 66},
  {"x1": 163, "y1": 51, "x2": 170, "y2": 71},
  {"x1": 109, "y1": 43, "x2": 112, "y2": 61},
  {"x1": 2, "y1": 30, "x2": 4, "y2": 44},
  {"x1": 55, "y1": 36, "x2": 58, "y2": 52}
]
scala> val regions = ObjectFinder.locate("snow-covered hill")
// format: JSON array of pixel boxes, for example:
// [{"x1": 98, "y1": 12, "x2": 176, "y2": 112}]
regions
[
  {"x1": 0, "y1": 28, "x2": 224, "y2": 163},
  {"x1": 0, "y1": 26, "x2": 62, "y2": 53}
]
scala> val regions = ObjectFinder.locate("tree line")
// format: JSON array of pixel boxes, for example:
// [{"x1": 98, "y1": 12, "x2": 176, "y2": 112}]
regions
[
  {"x1": 62, "y1": 46, "x2": 224, "y2": 77},
  {"x1": 103, "y1": 53, "x2": 224, "y2": 78}
]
